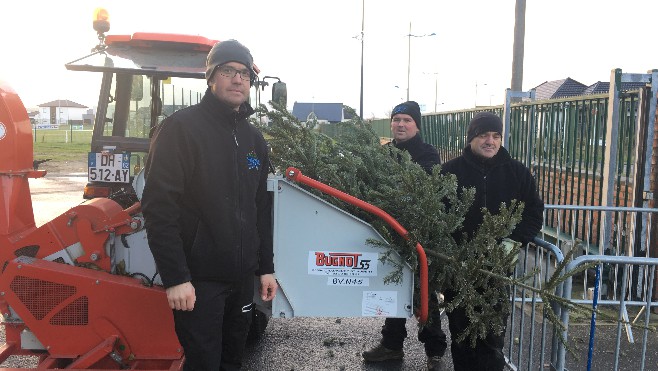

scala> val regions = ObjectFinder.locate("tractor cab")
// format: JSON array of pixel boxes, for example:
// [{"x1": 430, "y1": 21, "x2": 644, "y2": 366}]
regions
[{"x1": 66, "y1": 9, "x2": 286, "y2": 207}]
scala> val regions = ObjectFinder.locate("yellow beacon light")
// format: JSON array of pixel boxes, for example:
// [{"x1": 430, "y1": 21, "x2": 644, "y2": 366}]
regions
[{"x1": 93, "y1": 8, "x2": 110, "y2": 34}]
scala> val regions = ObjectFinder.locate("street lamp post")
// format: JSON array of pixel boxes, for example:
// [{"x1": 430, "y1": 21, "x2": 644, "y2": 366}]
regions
[
  {"x1": 406, "y1": 22, "x2": 435, "y2": 101},
  {"x1": 359, "y1": 0, "x2": 364, "y2": 119},
  {"x1": 475, "y1": 82, "x2": 488, "y2": 107},
  {"x1": 435, "y1": 76, "x2": 438, "y2": 111},
  {"x1": 352, "y1": 0, "x2": 366, "y2": 119}
]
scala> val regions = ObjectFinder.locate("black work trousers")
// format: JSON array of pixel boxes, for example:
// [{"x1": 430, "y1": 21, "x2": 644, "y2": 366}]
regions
[
  {"x1": 380, "y1": 294, "x2": 447, "y2": 357},
  {"x1": 174, "y1": 275, "x2": 254, "y2": 371},
  {"x1": 444, "y1": 290, "x2": 507, "y2": 371}
]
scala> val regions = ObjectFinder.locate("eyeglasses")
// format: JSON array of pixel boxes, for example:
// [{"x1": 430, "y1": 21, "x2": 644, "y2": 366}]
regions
[{"x1": 216, "y1": 65, "x2": 252, "y2": 82}]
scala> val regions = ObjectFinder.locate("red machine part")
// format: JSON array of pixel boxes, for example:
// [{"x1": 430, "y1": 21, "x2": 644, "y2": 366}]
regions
[
  {"x1": 0, "y1": 82, "x2": 183, "y2": 369},
  {"x1": 285, "y1": 167, "x2": 429, "y2": 324},
  {"x1": 0, "y1": 257, "x2": 181, "y2": 366},
  {"x1": 5, "y1": 198, "x2": 141, "y2": 273},
  {"x1": 0, "y1": 81, "x2": 45, "y2": 241}
]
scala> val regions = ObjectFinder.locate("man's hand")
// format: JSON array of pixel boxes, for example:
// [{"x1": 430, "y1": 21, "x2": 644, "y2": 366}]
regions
[
  {"x1": 259, "y1": 274, "x2": 278, "y2": 301},
  {"x1": 502, "y1": 238, "x2": 522, "y2": 264},
  {"x1": 166, "y1": 282, "x2": 196, "y2": 311}
]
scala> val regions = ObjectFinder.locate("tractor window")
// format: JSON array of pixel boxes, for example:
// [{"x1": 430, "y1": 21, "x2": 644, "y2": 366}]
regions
[
  {"x1": 103, "y1": 74, "x2": 205, "y2": 139},
  {"x1": 159, "y1": 78, "x2": 206, "y2": 120}
]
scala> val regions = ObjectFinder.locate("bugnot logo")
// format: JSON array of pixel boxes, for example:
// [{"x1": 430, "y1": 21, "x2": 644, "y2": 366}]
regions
[
  {"x1": 307, "y1": 251, "x2": 378, "y2": 277},
  {"x1": 314, "y1": 252, "x2": 369, "y2": 270}
]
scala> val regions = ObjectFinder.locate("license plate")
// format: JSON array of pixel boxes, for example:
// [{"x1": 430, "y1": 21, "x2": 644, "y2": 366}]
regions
[{"x1": 88, "y1": 152, "x2": 131, "y2": 183}]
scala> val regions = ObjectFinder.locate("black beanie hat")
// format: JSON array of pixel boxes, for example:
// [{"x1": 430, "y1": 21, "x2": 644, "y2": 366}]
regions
[
  {"x1": 206, "y1": 39, "x2": 254, "y2": 83},
  {"x1": 391, "y1": 101, "x2": 422, "y2": 130},
  {"x1": 466, "y1": 112, "x2": 503, "y2": 142}
]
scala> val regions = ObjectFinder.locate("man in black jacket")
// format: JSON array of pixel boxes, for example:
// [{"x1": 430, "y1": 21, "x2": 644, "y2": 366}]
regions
[
  {"x1": 141, "y1": 39, "x2": 277, "y2": 371},
  {"x1": 441, "y1": 112, "x2": 544, "y2": 371},
  {"x1": 362, "y1": 101, "x2": 447, "y2": 371}
]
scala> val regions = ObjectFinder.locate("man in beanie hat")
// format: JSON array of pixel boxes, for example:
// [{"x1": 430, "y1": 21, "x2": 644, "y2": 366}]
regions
[
  {"x1": 386, "y1": 101, "x2": 440, "y2": 171},
  {"x1": 363, "y1": 101, "x2": 447, "y2": 370},
  {"x1": 439, "y1": 112, "x2": 544, "y2": 370},
  {"x1": 142, "y1": 39, "x2": 277, "y2": 370}
]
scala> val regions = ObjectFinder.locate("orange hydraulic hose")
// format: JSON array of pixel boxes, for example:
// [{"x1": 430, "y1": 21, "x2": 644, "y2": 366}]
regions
[{"x1": 285, "y1": 167, "x2": 429, "y2": 324}]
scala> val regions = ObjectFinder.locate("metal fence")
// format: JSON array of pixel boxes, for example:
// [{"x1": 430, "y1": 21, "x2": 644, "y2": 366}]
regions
[
  {"x1": 369, "y1": 70, "x2": 658, "y2": 221},
  {"x1": 557, "y1": 255, "x2": 658, "y2": 371},
  {"x1": 506, "y1": 237, "x2": 564, "y2": 371},
  {"x1": 505, "y1": 205, "x2": 658, "y2": 371}
]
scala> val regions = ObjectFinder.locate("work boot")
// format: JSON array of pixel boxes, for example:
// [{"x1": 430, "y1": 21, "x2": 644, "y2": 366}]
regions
[
  {"x1": 427, "y1": 355, "x2": 444, "y2": 371},
  {"x1": 362, "y1": 343, "x2": 404, "y2": 362}
]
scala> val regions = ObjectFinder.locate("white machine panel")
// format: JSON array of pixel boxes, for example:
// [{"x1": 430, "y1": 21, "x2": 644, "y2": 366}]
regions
[{"x1": 270, "y1": 177, "x2": 414, "y2": 319}]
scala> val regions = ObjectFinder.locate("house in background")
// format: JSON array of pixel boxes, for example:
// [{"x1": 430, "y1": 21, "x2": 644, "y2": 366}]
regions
[
  {"x1": 533, "y1": 77, "x2": 588, "y2": 100},
  {"x1": 36, "y1": 99, "x2": 89, "y2": 128},
  {"x1": 532, "y1": 77, "x2": 648, "y2": 100},
  {"x1": 291, "y1": 102, "x2": 355, "y2": 124},
  {"x1": 581, "y1": 81, "x2": 648, "y2": 95}
]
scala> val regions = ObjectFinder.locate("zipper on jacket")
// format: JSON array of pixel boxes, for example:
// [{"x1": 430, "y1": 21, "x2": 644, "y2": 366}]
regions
[{"x1": 232, "y1": 124, "x2": 244, "y2": 275}]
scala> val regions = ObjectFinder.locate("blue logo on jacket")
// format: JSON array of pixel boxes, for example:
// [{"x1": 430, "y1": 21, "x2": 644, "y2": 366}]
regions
[{"x1": 247, "y1": 152, "x2": 261, "y2": 170}]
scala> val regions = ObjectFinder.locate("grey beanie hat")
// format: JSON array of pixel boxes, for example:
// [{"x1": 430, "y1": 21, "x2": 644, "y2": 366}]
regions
[
  {"x1": 205, "y1": 39, "x2": 254, "y2": 83},
  {"x1": 391, "y1": 101, "x2": 422, "y2": 129},
  {"x1": 466, "y1": 112, "x2": 503, "y2": 142}
]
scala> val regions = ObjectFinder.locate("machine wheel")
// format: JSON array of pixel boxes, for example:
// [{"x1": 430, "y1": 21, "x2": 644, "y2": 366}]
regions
[{"x1": 246, "y1": 309, "x2": 269, "y2": 344}]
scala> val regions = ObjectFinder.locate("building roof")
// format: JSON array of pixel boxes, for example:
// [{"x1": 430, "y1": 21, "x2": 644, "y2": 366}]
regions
[
  {"x1": 582, "y1": 81, "x2": 648, "y2": 95},
  {"x1": 292, "y1": 102, "x2": 345, "y2": 123},
  {"x1": 533, "y1": 78, "x2": 588, "y2": 100},
  {"x1": 37, "y1": 99, "x2": 88, "y2": 108}
]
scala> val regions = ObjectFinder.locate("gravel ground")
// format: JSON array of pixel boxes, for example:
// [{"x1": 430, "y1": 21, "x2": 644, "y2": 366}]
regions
[{"x1": 243, "y1": 316, "x2": 452, "y2": 371}]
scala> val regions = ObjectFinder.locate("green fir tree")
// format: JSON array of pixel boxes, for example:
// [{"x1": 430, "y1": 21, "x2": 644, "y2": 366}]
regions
[{"x1": 253, "y1": 103, "x2": 650, "y2": 350}]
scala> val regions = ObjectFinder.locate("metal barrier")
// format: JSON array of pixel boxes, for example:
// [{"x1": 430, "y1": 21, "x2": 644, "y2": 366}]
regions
[
  {"x1": 505, "y1": 205, "x2": 658, "y2": 370},
  {"x1": 541, "y1": 205, "x2": 658, "y2": 296},
  {"x1": 505, "y1": 237, "x2": 564, "y2": 371},
  {"x1": 557, "y1": 255, "x2": 657, "y2": 371}
]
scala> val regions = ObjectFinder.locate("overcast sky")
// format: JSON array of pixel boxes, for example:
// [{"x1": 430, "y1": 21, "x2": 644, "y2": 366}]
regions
[{"x1": 2, "y1": 0, "x2": 657, "y2": 118}]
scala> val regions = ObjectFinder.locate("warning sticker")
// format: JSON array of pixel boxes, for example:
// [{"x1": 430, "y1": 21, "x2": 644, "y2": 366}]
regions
[{"x1": 362, "y1": 291, "x2": 397, "y2": 317}]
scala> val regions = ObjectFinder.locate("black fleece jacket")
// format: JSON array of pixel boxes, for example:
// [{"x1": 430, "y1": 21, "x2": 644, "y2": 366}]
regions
[
  {"x1": 392, "y1": 134, "x2": 441, "y2": 173},
  {"x1": 441, "y1": 146, "x2": 544, "y2": 244},
  {"x1": 141, "y1": 88, "x2": 274, "y2": 288}
]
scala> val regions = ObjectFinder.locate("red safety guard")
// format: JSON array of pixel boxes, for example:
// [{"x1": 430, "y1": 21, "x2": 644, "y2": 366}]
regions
[{"x1": 285, "y1": 167, "x2": 429, "y2": 324}]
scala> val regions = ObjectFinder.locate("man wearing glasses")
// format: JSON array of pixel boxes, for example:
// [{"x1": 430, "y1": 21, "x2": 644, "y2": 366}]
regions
[{"x1": 142, "y1": 39, "x2": 278, "y2": 370}]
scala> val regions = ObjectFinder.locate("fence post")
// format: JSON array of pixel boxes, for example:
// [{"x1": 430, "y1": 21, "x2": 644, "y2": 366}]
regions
[
  {"x1": 600, "y1": 69, "x2": 622, "y2": 257},
  {"x1": 503, "y1": 88, "x2": 535, "y2": 149},
  {"x1": 630, "y1": 71, "x2": 658, "y2": 263},
  {"x1": 644, "y1": 70, "x2": 658, "y2": 308},
  {"x1": 601, "y1": 70, "x2": 654, "y2": 257}
]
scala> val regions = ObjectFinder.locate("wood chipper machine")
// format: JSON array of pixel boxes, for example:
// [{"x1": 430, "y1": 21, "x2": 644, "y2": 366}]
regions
[{"x1": 0, "y1": 79, "x2": 429, "y2": 370}]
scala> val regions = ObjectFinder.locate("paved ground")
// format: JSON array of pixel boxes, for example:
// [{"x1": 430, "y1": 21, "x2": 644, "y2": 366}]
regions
[
  {"x1": 244, "y1": 316, "x2": 451, "y2": 371},
  {"x1": 28, "y1": 172, "x2": 88, "y2": 226}
]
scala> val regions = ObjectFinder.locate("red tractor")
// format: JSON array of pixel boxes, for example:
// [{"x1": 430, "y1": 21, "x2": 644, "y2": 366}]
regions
[
  {"x1": 70, "y1": 8, "x2": 286, "y2": 207},
  {"x1": 0, "y1": 8, "x2": 286, "y2": 369}
]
